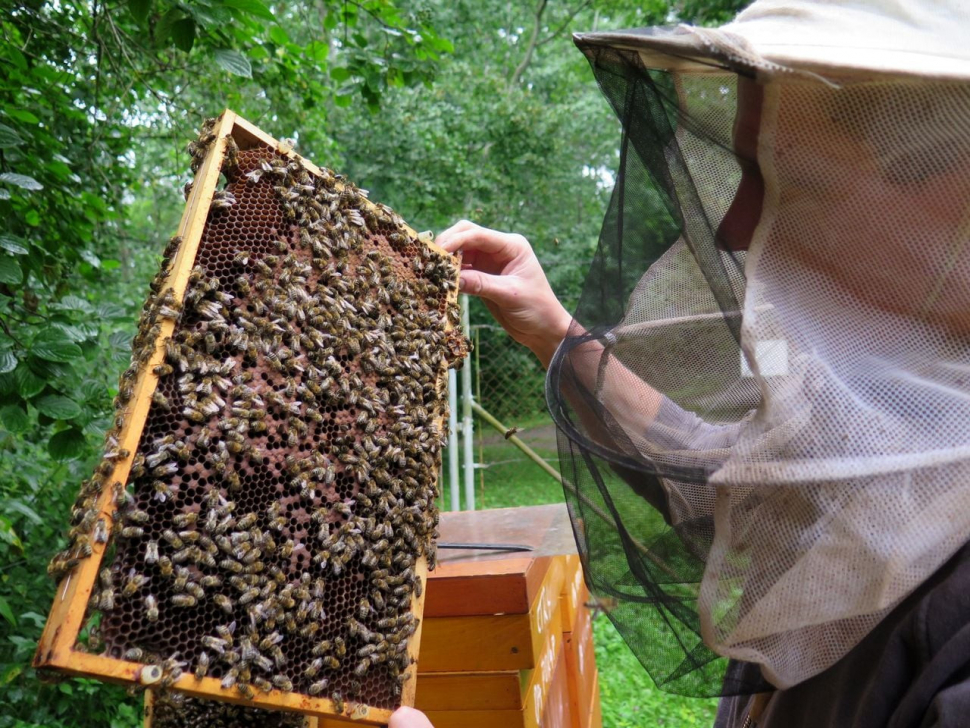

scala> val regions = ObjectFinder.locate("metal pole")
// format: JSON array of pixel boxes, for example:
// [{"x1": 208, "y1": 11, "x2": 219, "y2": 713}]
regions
[
  {"x1": 460, "y1": 294, "x2": 475, "y2": 511},
  {"x1": 447, "y1": 368, "x2": 460, "y2": 511},
  {"x1": 471, "y1": 400, "x2": 562, "y2": 483},
  {"x1": 470, "y1": 400, "x2": 674, "y2": 576}
]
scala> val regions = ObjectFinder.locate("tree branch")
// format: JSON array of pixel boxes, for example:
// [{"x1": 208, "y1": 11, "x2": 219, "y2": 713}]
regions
[
  {"x1": 535, "y1": 0, "x2": 592, "y2": 48},
  {"x1": 510, "y1": 0, "x2": 548, "y2": 86}
]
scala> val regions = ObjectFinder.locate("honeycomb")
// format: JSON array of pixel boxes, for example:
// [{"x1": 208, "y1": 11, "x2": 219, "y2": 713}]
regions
[
  {"x1": 150, "y1": 692, "x2": 306, "y2": 728},
  {"x1": 49, "y1": 117, "x2": 466, "y2": 714}
]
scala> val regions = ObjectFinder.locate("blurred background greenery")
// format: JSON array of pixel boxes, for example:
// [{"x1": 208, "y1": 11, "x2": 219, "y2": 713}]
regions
[{"x1": 0, "y1": 0, "x2": 743, "y2": 725}]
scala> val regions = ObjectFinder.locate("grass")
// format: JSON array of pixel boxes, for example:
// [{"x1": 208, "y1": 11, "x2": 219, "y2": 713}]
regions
[{"x1": 445, "y1": 413, "x2": 720, "y2": 726}]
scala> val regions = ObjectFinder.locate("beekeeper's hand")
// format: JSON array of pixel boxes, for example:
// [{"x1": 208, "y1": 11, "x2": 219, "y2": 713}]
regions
[
  {"x1": 388, "y1": 706, "x2": 435, "y2": 728},
  {"x1": 437, "y1": 220, "x2": 571, "y2": 367}
]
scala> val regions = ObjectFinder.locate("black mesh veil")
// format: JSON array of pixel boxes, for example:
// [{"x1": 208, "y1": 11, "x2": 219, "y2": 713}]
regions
[
  {"x1": 547, "y1": 32, "x2": 970, "y2": 697},
  {"x1": 548, "y1": 40, "x2": 764, "y2": 698}
]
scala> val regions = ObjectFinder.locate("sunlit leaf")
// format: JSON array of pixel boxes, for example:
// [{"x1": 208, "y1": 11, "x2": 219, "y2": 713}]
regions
[
  {"x1": 0, "y1": 233, "x2": 29, "y2": 255},
  {"x1": 79, "y1": 249, "x2": 101, "y2": 268},
  {"x1": 0, "y1": 172, "x2": 42, "y2": 191},
  {"x1": 269, "y1": 25, "x2": 289, "y2": 45},
  {"x1": 215, "y1": 49, "x2": 252, "y2": 78},
  {"x1": 0, "y1": 351, "x2": 17, "y2": 374},
  {"x1": 0, "y1": 516, "x2": 23, "y2": 551},
  {"x1": 330, "y1": 67, "x2": 352, "y2": 82},
  {"x1": 0, "y1": 596, "x2": 16, "y2": 627}
]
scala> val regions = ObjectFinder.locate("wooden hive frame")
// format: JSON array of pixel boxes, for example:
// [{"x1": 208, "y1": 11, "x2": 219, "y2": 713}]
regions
[{"x1": 34, "y1": 110, "x2": 463, "y2": 725}]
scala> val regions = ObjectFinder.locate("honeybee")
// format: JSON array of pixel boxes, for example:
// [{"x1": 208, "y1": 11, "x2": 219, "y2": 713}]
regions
[
  {"x1": 144, "y1": 594, "x2": 159, "y2": 622},
  {"x1": 271, "y1": 675, "x2": 293, "y2": 691},
  {"x1": 144, "y1": 539, "x2": 159, "y2": 565},
  {"x1": 93, "y1": 518, "x2": 109, "y2": 544},
  {"x1": 194, "y1": 651, "x2": 210, "y2": 680}
]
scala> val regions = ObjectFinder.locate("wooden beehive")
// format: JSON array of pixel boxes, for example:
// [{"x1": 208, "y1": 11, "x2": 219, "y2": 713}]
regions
[
  {"x1": 329, "y1": 504, "x2": 601, "y2": 728},
  {"x1": 34, "y1": 110, "x2": 466, "y2": 724}
]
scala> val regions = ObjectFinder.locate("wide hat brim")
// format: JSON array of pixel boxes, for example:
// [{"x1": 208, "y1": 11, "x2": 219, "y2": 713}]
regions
[{"x1": 574, "y1": 22, "x2": 970, "y2": 82}]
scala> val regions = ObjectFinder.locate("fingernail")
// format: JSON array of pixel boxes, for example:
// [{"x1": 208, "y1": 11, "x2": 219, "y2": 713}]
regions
[{"x1": 458, "y1": 276, "x2": 467, "y2": 291}]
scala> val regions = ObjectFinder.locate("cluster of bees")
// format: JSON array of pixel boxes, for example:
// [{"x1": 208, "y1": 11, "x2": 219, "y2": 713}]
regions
[
  {"x1": 151, "y1": 692, "x2": 305, "y2": 728},
  {"x1": 48, "y1": 117, "x2": 467, "y2": 713}
]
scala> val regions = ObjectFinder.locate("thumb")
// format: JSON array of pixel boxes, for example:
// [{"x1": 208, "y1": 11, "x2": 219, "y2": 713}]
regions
[
  {"x1": 388, "y1": 707, "x2": 435, "y2": 728},
  {"x1": 458, "y1": 270, "x2": 514, "y2": 304}
]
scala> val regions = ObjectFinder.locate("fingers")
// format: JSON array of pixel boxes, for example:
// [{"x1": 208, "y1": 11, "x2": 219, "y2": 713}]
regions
[
  {"x1": 437, "y1": 219, "x2": 477, "y2": 245},
  {"x1": 388, "y1": 706, "x2": 435, "y2": 728},
  {"x1": 458, "y1": 269, "x2": 518, "y2": 305},
  {"x1": 438, "y1": 223, "x2": 526, "y2": 260}
]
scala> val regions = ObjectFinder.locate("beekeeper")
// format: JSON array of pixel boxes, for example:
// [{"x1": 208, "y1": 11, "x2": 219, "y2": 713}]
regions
[{"x1": 398, "y1": 1, "x2": 970, "y2": 726}]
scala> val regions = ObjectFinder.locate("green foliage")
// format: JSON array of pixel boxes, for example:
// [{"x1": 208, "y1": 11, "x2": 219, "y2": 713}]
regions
[{"x1": 0, "y1": 0, "x2": 747, "y2": 724}]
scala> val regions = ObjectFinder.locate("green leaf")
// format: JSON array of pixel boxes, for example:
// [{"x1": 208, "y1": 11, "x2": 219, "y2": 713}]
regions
[
  {"x1": 155, "y1": 7, "x2": 184, "y2": 44},
  {"x1": 0, "y1": 172, "x2": 43, "y2": 190},
  {"x1": 334, "y1": 93, "x2": 354, "y2": 108},
  {"x1": 0, "y1": 597, "x2": 18, "y2": 636},
  {"x1": 0, "y1": 516, "x2": 23, "y2": 551},
  {"x1": 32, "y1": 329, "x2": 82, "y2": 363},
  {"x1": 2, "y1": 664, "x2": 22, "y2": 684},
  {"x1": 0, "y1": 596, "x2": 16, "y2": 628},
  {"x1": 214, "y1": 49, "x2": 252, "y2": 78},
  {"x1": 49, "y1": 428, "x2": 87, "y2": 460},
  {"x1": 0, "y1": 256, "x2": 23, "y2": 284},
  {"x1": 0, "y1": 403, "x2": 28, "y2": 432},
  {"x1": 0, "y1": 351, "x2": 17, "y2": 374},
  {"x1": 330, "y1": 67, "x2": 352, "y2": 82},
  {"x1": 0, "y1": 189, "x2": 9, "y2": 201},
  {"x1": 52, "y1": 294, "x2": 94, "y2": 313},
  {"x1": 190, "y1": 5, "x2": 232, "y2": 26},
  {"x1": 0, "y1": 233, "x2": 28, "y2": 255},
  {"x1": 0, "y1": 123, "x2": 23, "y2": 148},
  {"x1": 79, "y1": 249, "x2": 101, "y2": 268},
  {"x1": 24, "y1": 209, "x2": 40, "y2": 226},
  {"x1": 223, "y1": 0, "x2": 275, "y2": 20},
  {"x1": 171, "y1": 18, "x2": 196, "y2": 52},
  {"x1": 33, "y1": 394, "x2": 82, "y2": 420},
  {"x1": 129, "y1": 0, "x2": 151, "y2": 23},
  {"x1": 5, "y1": 500, "x2": 42, "y2": 525},
  {"x1": 268, "y1": 25, "x2": 289, "y2": 45},
  {"x1": 28, "y1": 356, "x2": 71, "y2": 380},
  {"x1": 5, "y1": 109, "x2": 39, "y2": 124},
  {"x1": 305, "y1": 40, "x2": 329, "y2": 63},
  {"x1": 13, "y1": 364, "x2": 45, "y2": 398}
]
